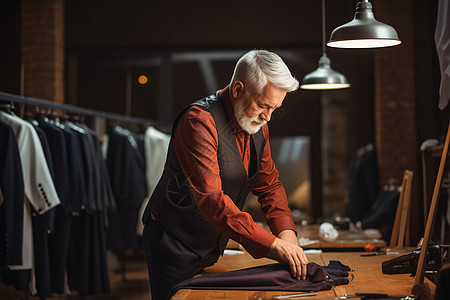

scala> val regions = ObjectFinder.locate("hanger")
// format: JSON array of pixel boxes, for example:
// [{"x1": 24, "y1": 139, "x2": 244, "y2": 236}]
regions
[
  {"x1": 21, "y1": 104, "x2": 39, "y2": 126},
  {"x1": 60, "y1": 112, "x2": 70, "y2": 122},
  {"x1": 39, "y1": 107, "x2": 49, "y2": 119},
  {"x1": 23, "y1": 104, "x2": 38, "y2": 119},
  {"x1": 0, "y1": 101, "x2": 14, "y2": 114},
  {"x1": 69, "y1": 113, "x2": 82, "y2": 123}
]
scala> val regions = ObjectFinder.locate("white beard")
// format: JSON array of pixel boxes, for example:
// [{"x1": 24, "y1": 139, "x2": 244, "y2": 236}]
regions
[{"x1": 234, "y1": 98, "x2": 267, "y2": 134}]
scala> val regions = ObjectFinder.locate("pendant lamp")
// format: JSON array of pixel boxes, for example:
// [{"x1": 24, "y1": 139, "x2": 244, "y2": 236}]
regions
[
  {"x1": 301, "y1": 0, "x2": 350, "y2": 90},
  {"x1": 327, "y1": 0, "x2": 401, "y2": 49}
]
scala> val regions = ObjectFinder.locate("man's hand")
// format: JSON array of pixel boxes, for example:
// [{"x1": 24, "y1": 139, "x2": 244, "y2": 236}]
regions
[{"x1": 268, "y1": 230, "x2": 308, "y2": 280}]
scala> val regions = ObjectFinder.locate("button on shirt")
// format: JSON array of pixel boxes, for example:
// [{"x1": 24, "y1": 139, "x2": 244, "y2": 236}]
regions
[{"x1": 172, "y1": 87, "x2": 297, "y2": 258}]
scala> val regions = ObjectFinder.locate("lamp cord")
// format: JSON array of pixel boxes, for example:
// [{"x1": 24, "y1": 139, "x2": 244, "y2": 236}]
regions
[{"x1": 322, "y1": 0, "x2": 326, "y2": 56}]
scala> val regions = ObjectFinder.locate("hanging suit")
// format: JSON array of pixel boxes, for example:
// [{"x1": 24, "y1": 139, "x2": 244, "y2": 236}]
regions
[
  {"x1": 106, "y1": 126, "x2": 147, "y2": 251},
  {"x1": 0, "y1": 119, "x2": 24, "y2": 269},
  {"x1": 0, "y1": 111, "x2": 60, "y2": 295},
  {"x1": 77, "y1": 122, "x2": 116, "y2": 219},
  {"x1": 64, "y1": 121, "x2": 110, "y2": 295},
  {"x1": 28, "y1": 121, "x2": 57, "y2": 298},
  {"x1": 82, "y1": 123, "x2": 116, "y2": 295},
  {"x1": 0, "y1": 111, "x2": 130, "y2": 298},
  {"x1": 36, "y1": 117, "x2": 73, "y2": 294},
  {"x1": 58, "y1": 121, "x2": 88, "y2": 212},
  {"x1": 66, "y1": 122, "x2": 97, "y2": 211}
]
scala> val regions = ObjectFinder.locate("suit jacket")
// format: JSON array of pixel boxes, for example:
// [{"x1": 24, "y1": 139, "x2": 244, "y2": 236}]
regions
[
  {"x1": 60, "y1": 122, "x2": 111, "y2": 296},
  {"x1": 66, "y1": 121, "x2": 99, "y2": 212},
  {"x1": 36, "y1": 117, "x2": 74, "y2": 293},
  {"x1": 0, "y1": 112, "x2": 60, "y2": 214},
  {"x1": 106, "y1": 126, "x2": 147, "y2": 209},
  {"x1": 105, "y1": 126, "x2": 146, "y2": 250},
  {"x1": 57, "y1": 121, "x2": 88, "y2": 212},
  {"x1": 37, "y1": 117, "x2": 71, "y2": 214},
  {"x1": 78, "y1": 122, "x2": 116, "y2": 215},
  {"x1": 0, "y1": 119, "x2": 24, "y2": 267},
  {"x1": 28, "y1": 122, "x2": 55, "y2": 297}
]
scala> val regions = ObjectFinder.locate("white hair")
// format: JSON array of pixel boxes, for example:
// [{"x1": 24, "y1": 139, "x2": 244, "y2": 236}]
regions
[{"x1": 230, "y1": 50, "x2": 299, "y2": 95}]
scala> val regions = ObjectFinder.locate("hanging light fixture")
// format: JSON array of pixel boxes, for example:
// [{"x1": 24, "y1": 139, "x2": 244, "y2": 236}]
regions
[
  {"x1": 327, "y1": 0, "x2": 401, "y2": 49},
  {"x1": 301, "y1": 0, "x2": 350, "y2": 90}
]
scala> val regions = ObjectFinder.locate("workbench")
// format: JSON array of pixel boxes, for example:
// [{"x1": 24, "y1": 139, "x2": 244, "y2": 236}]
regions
[{"x1": 172, "y1": 249, "x2": 436, "y2": 299}]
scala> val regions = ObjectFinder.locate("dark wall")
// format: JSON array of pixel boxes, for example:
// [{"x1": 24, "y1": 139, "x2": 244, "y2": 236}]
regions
[
  {"x1": 65, "y1": 0, "x2": 321, "y2": 49},
  {"x1": 0, "y1": 0, "x2": 21, "y2": 94}
]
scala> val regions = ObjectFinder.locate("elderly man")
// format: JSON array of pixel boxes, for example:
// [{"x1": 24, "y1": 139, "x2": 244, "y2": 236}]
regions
[{"x1": 142, "y1": 49, "x2": 308, "y2": 299}]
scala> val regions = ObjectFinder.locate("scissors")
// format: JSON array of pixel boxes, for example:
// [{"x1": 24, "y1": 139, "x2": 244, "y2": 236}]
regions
[
  {"x1": 334, "y1": 293, "x2": 388, "y2": 299},
  {"x1": 360, "y1": 251, "x2": 399, "y2": 257},
  {"x1": 273, "y1": 291, "x2": 318, "y2": 298}
]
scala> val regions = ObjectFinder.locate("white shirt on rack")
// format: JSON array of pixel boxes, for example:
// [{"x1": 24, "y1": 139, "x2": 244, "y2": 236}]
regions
[{"x1": 137, "y1": 126, "x2": 170, "y2": 235}]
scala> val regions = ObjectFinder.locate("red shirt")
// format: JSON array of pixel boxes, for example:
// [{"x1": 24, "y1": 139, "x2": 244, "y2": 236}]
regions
[{"x1": 173, "y1": 86, "x2": 297, "y2": 258}]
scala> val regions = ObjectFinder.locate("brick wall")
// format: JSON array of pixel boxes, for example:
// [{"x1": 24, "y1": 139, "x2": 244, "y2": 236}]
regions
[
  {"x1": 321, "y1": 92, "x2": 349, "y2": 217},
  {"x1": 375, "y1": 0, "x2": 420, "y2": 244},
  {"x1": 375, "y1": 0, "x2": 418, "y2": 187},
  {"x1": 21, "y1": 0, "x2": 64, "y2": 102}
]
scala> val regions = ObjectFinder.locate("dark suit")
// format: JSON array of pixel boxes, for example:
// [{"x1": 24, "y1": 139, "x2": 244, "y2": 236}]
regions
[
  {"x1": 0, "y1": 119, "x2": 24, "y2": 268},
  {"x1": 29, "y1": 122, "x2": 55, "y2": 298},
  {"x1": 107, "y1": 126, "x2": 147, "y2": 209},
  {"x1": 64, "y1": 121, "x2": 110, "y2": 295},
  {"x1": 66, "y1": 122, "x2": 98, "y2": 212},
  {"x1": 37, "y1": 118, "x2": 73, "y2": 293},
  {"x1": 106, "y1": 126, "x2": 147, "y2": 251},
  {"x1": 57, "y1": 120, "x2": 88, "y2": 212},
  {"x1": 77, "y1": 122, "x2": 116, "y2": 226}
]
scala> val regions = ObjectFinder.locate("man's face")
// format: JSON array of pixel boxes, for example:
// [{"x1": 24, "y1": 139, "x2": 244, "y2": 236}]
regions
[{"x1": 234, "y1": 83, "x2": 287, "y2": 134}]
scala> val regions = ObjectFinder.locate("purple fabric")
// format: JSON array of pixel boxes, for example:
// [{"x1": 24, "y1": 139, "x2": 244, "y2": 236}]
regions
[{"x1": 168, "y1": 262, "x2": 349, "y2": 298}]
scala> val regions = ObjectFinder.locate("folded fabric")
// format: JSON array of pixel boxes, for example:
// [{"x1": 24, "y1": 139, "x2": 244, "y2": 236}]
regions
[
  {"x1": 168, "y1": 261, "x2": 350, "y2": 299},
  {"x1": 323, "y1": 260, "x2": 351, "y2": 277}
]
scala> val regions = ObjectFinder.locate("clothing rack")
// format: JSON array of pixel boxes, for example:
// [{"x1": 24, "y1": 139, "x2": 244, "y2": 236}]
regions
[{"x1": 0, "y1": 90, "x2": 164, "y2": 127}]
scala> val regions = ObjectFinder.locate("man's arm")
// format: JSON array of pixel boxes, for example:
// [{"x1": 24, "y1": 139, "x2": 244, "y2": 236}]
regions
[
  {"x1": 277, "y1": 229, "x2": 301, "y2": 246},
  {"x1": 252, "y1": 125, "x2": 308, "y2": 279}
]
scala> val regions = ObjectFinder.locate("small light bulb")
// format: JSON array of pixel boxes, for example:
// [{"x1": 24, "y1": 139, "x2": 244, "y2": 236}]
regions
[{"x1": 138, "y1": 75, "x2": 148, "y2": 85}]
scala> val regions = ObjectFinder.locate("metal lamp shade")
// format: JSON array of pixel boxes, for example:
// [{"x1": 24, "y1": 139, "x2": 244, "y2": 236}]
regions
[
  {"x1": 300, "y1": 55, "x2": 350, "y2": 90},
  {"x1": 327, "y1": 0, "x2": 401, "y2": 49}
]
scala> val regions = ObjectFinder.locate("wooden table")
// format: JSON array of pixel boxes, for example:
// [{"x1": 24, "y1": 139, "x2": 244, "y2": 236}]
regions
[
  {"x1": 298, "y1": 224, "x2": 386, "y2": 251},
  {"x1": 172, "y1": 249, "x2": 436, "y2": 299}
]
